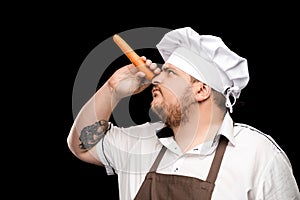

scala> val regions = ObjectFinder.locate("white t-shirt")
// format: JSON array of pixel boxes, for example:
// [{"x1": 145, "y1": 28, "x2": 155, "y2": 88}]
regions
[{"x1": 96, "y1": 113, "x2": 300, "y2": 200}]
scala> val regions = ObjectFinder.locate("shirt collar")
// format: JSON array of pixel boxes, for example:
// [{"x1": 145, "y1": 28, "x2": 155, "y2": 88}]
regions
[
  {"x1": 156, "y1": 112, "x2": 236, "y2": 155},
  {"x1": 190, "y1": 112, "x2": 236, "y2": 155},
  {"x1": 218, "y1": 112, "x2": 236, "y2": 146}
]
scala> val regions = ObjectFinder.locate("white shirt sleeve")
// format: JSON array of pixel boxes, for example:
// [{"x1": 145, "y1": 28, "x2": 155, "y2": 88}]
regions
[
  {"x1": 256, "y1": 150, "x2": 300, "y2": 199},
  {"x1": 96, "y1": 122, "x2": 164, "y2": 175}
]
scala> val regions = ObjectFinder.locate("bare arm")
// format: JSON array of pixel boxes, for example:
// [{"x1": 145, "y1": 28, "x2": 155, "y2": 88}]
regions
[
  {"x1": 67, "y1": 58, "x2": 160, "y2": 166},
  {"x1": 67, "y1": 81, "x2": 118, "y2": 166}
]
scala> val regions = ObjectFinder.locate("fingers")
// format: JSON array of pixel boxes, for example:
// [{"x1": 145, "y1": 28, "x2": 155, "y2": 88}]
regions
[
  {"x1": 140, "y1": 56, "x2": 161, "y2": 75},
  {"x1": 127, "y1": 63, "x2": 139, "y2": 74},
  {"x1": 150, "y1": 63, "x2": 161, "y2": 74},
  {"x1": 136, "y1": 71, "x2": 146, "y2": 78},
  {"x1": 145, "y1": 58, "x2": 152, "y2": 66},
  {"x1": 140, "y1": 56, "x2": 147, "y2": 62}
]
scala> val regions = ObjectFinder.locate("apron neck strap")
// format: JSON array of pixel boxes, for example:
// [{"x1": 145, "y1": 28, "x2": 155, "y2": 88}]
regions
[
  {"x1": 149, "y1": 146, "x2": 167, "y2": 172},
  {"x1": 206, "y1": 135, "x2": 228, "y2": 183}
]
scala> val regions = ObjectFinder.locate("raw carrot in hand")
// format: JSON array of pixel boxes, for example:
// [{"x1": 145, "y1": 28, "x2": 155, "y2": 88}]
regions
[{"x1": 113, "y1": 34, "x2": 155, "y2": 80}]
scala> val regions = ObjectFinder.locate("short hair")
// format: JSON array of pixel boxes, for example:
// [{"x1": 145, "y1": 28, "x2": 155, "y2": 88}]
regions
[{"x1": 190, "y1": 76, "x2": 227, "y2": 113}]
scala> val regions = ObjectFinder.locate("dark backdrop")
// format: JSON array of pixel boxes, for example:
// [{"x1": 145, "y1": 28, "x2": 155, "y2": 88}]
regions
[
  {"x1": 13, "y1": 7, "x2": 299, "y2": 199},
  {"x1": 61, "y1": 25, "x2": 300, "y2": 198}
]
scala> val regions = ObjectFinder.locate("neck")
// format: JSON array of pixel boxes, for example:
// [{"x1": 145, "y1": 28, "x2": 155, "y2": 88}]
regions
[{"x1": 172, "y1": 104, "x2": 225, "y2": 153}]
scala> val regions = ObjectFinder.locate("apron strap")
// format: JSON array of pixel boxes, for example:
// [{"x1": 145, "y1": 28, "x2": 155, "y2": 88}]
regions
[
  {"x1": 149, "y1": 135, "x2": 228, "y2": 179},
  {"x1": 206, "y1": 135, "x2": 228, "y2": 183},
  {"x1": 149, "y1": 146, "x2": 167, "y2": 172}
]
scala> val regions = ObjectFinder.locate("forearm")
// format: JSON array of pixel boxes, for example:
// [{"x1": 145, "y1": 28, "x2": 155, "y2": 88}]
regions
[
  {"x1": 67, "y1": 61, "x2": 156, "y2": 163},
  {"x1": 67, "y1": 82, "x2": 120, "y2": 161},
  {"x1": 79, "y1": 81, "x2": 120, "y2": 124}
]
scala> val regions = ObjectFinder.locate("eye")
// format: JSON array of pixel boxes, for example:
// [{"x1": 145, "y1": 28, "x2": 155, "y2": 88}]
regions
[
  {"x1": 163, "y1": 68, "x2": 175, "y2": 76},
  {"x1": 167, "y1": 69, "x2": 175, "y2": 75}
]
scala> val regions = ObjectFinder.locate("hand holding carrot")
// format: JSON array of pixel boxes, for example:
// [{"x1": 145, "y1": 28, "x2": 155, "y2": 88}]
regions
[
  {"x1": 107, "y1": 57, "x2": 159, "y2": 99},
  {"x1": 113, "y1": 34, "x2": 155, "y2": 80}
]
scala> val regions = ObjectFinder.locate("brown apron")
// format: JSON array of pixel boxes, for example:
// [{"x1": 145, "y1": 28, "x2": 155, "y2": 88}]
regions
[{"x1": 134, "y1": 136, "x2": 228, "y2": 200}]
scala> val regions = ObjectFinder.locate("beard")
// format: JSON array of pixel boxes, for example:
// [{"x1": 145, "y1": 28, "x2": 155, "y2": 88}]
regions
[
  {"x1": 151, "y1": 88, "x2": 197, "y2": 128},
  {"x1": 151, "y1": 103, "x2": 181, "y2": 127}
]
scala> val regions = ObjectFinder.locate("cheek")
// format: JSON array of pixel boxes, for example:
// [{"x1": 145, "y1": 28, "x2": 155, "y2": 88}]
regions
[
  {"x1": 163, "y1": 90, "x2": 178, "y2": 105},
  {"x1": 159, "y1": 91, "x2": 186, "y2": 109},
  {"x1": 163, "y1": 78, "x2": 192, "y2": 100}
]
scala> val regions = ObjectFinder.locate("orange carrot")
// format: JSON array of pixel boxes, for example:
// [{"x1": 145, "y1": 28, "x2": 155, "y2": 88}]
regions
[{"x1": 113, "y1": 34, "x2": 155, "y2": 80}]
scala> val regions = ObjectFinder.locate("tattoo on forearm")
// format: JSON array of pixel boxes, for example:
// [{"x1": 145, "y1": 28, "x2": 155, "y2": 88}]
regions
[{"x1": 79, "y1": 120, "x2": 110, "y2": 150}]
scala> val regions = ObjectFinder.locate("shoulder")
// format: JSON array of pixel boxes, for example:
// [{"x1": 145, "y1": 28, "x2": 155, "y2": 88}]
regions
[
  {"x1": 232, "y1": 123, "x2": 287, "y2": 158},
  {"x1": 226, "y1": 123, "x2": 299, "y2": 197},
  {"x1": 118, "y1": 121, "x2": 165, "y2": 131},
  {"x1": 108, "y1": 121, "x2": 165, "y2": 138},
  {"x1": 231, "y1": 123, "x2": 295, "y2": 180}
]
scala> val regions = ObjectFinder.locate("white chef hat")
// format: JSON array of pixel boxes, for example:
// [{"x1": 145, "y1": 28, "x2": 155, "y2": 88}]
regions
[{"x1": 156, "y1": 27, "x2": 249, "y2": 113}]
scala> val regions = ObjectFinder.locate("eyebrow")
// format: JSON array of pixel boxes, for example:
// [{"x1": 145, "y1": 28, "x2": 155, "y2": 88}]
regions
[{"x1": 162, "y1": 65, "x2": 178, "y2": 72}]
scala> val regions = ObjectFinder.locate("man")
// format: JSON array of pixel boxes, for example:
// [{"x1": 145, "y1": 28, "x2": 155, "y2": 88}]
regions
[{"x1": 67, "y1": 27, "x2": 300, "y2": 199}]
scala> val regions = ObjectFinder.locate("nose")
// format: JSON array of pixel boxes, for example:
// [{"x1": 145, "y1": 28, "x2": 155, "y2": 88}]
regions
[{"x1": 151, "y1": 72, "x2": 163, "y2": 85}]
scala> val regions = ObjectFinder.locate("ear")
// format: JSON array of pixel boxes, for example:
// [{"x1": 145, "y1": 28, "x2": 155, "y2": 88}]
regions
[{"x1": 193, "y1": 82, "x2": 211, "y2": 101}]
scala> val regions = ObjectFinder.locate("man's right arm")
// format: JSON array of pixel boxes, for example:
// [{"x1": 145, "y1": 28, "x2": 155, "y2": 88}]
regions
[
  {"x1": 67, "y1": 82, "x2": 120, "y2": 166},
  {"x1": 67, "y1": 59, "x2": 158, "y2": 166}
]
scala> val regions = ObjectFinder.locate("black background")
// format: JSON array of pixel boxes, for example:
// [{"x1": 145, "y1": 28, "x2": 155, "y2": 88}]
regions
[{"x1": 9, "y1": 4, "x2": 299, "y2": 199}]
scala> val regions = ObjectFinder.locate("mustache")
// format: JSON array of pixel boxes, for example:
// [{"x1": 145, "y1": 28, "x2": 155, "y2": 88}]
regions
[
  {"x1": 152, "y1": 86, "x2": 161, "y2": 93},
  {"x1": 151, "y1": 86, "x2": 161, "y2": 97}
]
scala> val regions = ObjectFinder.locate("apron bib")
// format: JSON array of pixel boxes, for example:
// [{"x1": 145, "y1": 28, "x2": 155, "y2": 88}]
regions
[{"x1": 135, "y1": 136, "x2": 228, "y2": 200}]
